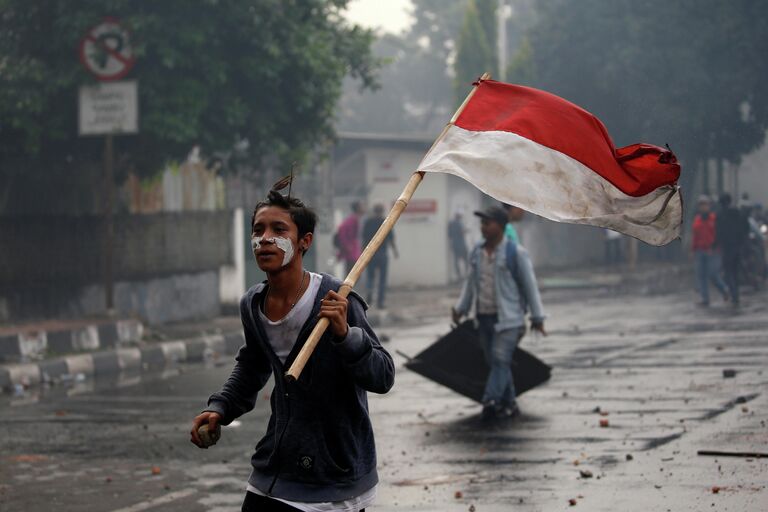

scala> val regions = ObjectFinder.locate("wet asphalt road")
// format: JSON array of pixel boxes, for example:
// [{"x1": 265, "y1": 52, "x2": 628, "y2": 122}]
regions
[{"x1": 1, "y1": 287, "x2": 767, "y2": 511}]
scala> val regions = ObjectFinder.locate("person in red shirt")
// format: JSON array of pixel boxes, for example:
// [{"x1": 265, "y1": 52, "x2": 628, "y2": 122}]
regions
[
  {"x1": 692, "y1": 195, "x2": 728, "y2": 306},
  {"x1": 336, "y1": 201, "x2": 365, "y2": 274}
]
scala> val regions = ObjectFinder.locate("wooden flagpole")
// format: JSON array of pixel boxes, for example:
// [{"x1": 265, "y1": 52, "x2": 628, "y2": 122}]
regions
[{"x1": 285, "y1": 72, "x2": 491, "y2": 382}]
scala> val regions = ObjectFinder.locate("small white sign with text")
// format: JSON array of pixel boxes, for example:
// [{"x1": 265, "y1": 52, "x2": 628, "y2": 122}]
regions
[{"x1": 78, "y1": 80, "x2": 138, "y2": 136}]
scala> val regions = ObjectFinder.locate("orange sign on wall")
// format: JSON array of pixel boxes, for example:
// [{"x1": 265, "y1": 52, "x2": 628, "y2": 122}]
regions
[{"x1": 400, "y1": 199, "x2": 438, "y2": 214}]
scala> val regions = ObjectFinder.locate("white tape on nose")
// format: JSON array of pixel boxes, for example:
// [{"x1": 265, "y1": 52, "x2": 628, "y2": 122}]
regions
[{"x1": 251, "y1": 236, "x2": 294, "y2": 267}]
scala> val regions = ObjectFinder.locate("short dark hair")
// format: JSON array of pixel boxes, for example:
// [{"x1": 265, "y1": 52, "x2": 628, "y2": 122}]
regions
[{"x1": 251, "y1": 190, "x2": 318, "y2": 239}]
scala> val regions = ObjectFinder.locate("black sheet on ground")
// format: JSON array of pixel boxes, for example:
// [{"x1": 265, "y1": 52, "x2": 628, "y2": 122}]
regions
[{"x1": 404, "y1": 320, "x2": 551, "y2": 403}]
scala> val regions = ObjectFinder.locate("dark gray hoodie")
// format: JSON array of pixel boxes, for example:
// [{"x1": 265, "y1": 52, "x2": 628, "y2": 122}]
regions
[{"x1": 205, "y1": 273, "x2": 395, "y2": 502}]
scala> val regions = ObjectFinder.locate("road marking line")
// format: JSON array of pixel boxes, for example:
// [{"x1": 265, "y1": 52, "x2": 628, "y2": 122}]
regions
[{"x1": 109, "y1": 488, "x2": 197, "y2": 512}]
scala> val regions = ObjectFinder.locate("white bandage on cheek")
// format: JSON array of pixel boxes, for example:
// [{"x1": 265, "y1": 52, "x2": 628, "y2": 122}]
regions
[
  {"x1": 251, "y1": 236, "x2": 263, "y2": 251},
  {"x1": 273, "y1": 236, "x2": 295, "y2": 267}
]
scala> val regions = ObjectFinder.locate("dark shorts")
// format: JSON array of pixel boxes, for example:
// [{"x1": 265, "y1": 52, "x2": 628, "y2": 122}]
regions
[
  {"x1": 242, "y1": 491, "x2": 302, "y2": 511},
  {"x1": 242, "y1": 491, "x2": 366, "y2": 512}
]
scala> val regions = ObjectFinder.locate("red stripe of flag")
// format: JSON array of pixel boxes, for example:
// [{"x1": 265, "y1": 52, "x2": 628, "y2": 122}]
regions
[{"x1": 454, "y1": 80, "x2": 680, "y2": 197}]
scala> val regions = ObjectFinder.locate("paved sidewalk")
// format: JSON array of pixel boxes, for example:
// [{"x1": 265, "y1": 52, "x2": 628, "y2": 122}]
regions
[
  {"x1": 0, "y1": 317, "x2": 244, "y2": 392},
  {"x1": 0, "y1": 317, "x2": 144, "y2": 363}
]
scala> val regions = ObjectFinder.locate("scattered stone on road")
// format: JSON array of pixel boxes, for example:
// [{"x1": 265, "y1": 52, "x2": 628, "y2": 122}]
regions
[{"x1": 1, "y1": 286, "x2": 766, "y2": 511}]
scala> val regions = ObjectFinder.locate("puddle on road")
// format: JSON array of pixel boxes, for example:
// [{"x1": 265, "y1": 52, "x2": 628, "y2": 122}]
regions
[{"x1": 1, "y1": 362, "x2": 221, "y2": 407}]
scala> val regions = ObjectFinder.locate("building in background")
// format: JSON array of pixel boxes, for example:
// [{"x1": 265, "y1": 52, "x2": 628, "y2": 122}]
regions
[
  {"x1": 306, "y1": 132, "x2": 623, "y2": 286},
  {"x1": 734, "y1": 134, "x2": 768, "y2": 207},
  {"x1": 319, "y1": 132, "x2": 483, "y2": 287}
]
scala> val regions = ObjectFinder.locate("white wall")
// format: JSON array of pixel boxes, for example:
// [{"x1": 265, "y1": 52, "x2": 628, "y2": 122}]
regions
[
  {"x1": 363, "y1": 148, "x2": 483, "y2": 286},
  {"x1": 324, "y1": 139, "x2": 610, "y2": 282},
  {"x1": 737, "y1": 133, "x2": 768, "y2": 206},
  {"x1": 518, "y1": 216, "x2": 604, "y2": 268},
  {"x1": 219, "y1": 208, "x2": 246, "y2": 304}
]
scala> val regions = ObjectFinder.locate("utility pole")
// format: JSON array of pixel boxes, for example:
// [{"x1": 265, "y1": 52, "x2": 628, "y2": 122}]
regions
[
  {"x1": 716, "y1": 158, "x2": 724, "y2": 196},
  {"x1": 628, "y1": 237, "x2": 638, "y2": 271},
  {"x1": 702, "y1": 159, "x2": 711, "y2": 194},
  {"x1": 78, "y1": 18, "x2": 138, "y2": 315},
  {"x1": 497, "y1": 0, "x2": 508, "y2": 81},
  {"x1": 103, "y1": 134, "x2": 115, "y2": 312}
]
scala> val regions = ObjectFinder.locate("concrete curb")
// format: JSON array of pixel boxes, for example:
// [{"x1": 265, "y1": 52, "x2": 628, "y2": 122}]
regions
[
  {"x1": 0, "y1": 319, "x2": 144, "y2": 363},
  {"x1": 0, "y1": 331, "x2": 244, "y2": 392}
]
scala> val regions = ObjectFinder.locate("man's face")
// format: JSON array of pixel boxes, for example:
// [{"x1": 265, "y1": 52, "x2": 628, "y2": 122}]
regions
[
  {"x1": 251, "y1": 206, "x2": 307, "y2": 272},
  {"x1": 698, "y1": 201, "x2": 711, "y2": 215},
  {"x1": 480, "y1": 218, "x2": 504, "y2": 240}
]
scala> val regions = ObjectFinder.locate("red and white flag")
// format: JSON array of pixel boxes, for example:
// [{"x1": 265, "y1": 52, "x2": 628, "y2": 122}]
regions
[{"x1": 419, "y1": 79, "x2": 682, "y2": 245}]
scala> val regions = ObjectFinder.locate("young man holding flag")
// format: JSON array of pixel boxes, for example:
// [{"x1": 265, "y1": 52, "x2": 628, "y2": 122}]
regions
[
  {"x1": 190, "y1": 188, "x2": 393, "y2": 512},
  {"x1": 452, "y1": 205, "x2": 546, "y2": 420}
]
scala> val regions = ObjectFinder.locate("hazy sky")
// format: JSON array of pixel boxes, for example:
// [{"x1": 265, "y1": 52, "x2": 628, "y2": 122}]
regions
[{"x1": 344, "y1": 0, "x2": 414, "y2": 34}]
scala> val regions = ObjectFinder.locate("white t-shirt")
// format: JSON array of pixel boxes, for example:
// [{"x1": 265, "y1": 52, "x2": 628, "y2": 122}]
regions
[
  {"x1": 252, "y1": 271, "x2": 377, "y2": 510},
  {"x1": 477, "y1": 249, "x2": 498, "y2": 314},
  {"x1": 258, "y1": 272, "x2": 322, "y2": 363}
]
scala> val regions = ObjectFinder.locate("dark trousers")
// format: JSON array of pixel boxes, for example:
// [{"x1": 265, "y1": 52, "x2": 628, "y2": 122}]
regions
[
  {"x1": 451, "y1": 247, "x2": 468, "y2": 280},
  {"x1": 365, "y1": 257, "x2": 388, "y2": 307},
  {"x1": 722, "y1": 249, "x2": 741, "y2": 305},
  {"x1": 476, "y1": 314, "x2": 524, "y2": 407},
  {"x1": 242, "y1": 491, "x2": 365, "y2": 512}
]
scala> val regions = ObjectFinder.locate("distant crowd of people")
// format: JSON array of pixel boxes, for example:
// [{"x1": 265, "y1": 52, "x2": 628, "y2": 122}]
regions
[
  {"x1": 336, "y1": 192, "x2": 766, "y2": 314},
  {"x1": 692, "y1": 193, "x2": 766, "y2": 307}
]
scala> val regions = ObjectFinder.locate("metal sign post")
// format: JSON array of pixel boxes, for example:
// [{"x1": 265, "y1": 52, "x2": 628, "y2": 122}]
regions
[
  {"x1": 78, "y1": 18, "x2": 138, "y2": 312},
  {"x1": 103, "y1": 133, "x2": 115, "y2": 310}
]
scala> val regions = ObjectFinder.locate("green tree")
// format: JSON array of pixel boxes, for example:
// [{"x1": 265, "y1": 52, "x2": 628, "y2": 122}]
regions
[
  {"x1": 453, "y1": 0, "x2": 498, "y2": 104},
  {"x1": 408, "y1": 0, "x2": 466, "y2": 64},
  {"x1": 506, "y1": 36, "x2": 535, "y2": 85},
  {"x1": 475, "y1": 0, "x2": 498, "y2": 69},
  {"x1": 336, "y1": 0, "x2": 466, "y2": 134},
  {"x1": 517, "y1": 0, "x2": 768, "y2": 196},
  {"x1": 337, "y1": 34, "x2": 452, "y2": 134},
  {"x1": 0, "y1": 0, "x2": 380, "y2": 177}
]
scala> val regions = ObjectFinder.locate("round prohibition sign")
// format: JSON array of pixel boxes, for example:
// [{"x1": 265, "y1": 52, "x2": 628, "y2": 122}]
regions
[{"x1": 79, "y1": 17, "x2": 136, "y2": 81}]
